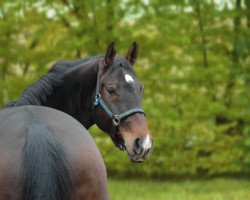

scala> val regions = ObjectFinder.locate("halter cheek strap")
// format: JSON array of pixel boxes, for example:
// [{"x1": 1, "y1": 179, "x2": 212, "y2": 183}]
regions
[{"x1": 93, "y1": 93, "x2": 145, "y2": 126}]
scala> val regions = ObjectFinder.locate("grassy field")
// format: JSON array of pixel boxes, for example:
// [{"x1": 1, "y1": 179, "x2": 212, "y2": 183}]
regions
[{"x1": 108, "y1": 178, "x2": 250, "y2": 200}]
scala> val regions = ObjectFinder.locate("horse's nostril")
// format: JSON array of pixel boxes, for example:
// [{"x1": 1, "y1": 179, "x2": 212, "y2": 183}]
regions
[
  {"x1": 133, "y1": 138, "x2": 143, "y2": 155},
  {"x1": 135, "y1": 138, "x2": 141, "y2": 147}
]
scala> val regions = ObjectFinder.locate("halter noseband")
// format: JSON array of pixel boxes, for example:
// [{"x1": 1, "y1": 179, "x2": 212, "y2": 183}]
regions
[{"x1": 93, "y1": 93, "x2": 145, "y2": 127}]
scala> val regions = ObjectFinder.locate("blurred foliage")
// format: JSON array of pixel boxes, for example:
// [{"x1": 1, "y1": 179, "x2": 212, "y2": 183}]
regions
[{"x1": 0, "y1": 0, "x2": 249, "y2": 178}]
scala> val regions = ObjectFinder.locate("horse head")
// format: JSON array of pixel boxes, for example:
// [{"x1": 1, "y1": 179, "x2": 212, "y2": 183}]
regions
[{"x1": 93, "y1": 42, "x2": 153, "y2": 162}]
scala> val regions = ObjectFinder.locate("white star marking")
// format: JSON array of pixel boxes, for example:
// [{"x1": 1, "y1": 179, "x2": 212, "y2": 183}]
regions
[{"x1": 125, "y1": 74, "x2": 134, "y2": 84}]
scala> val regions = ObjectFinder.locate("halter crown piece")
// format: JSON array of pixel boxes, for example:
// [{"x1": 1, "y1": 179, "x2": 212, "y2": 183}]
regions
[{"x1": 93, "y1": 93, "x2": 145, "y2": 126}]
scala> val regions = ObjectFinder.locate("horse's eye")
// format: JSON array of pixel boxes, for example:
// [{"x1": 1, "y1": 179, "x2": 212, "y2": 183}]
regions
[{"x1": 107, "y1": 87, "x2": 115, "y2": 95}]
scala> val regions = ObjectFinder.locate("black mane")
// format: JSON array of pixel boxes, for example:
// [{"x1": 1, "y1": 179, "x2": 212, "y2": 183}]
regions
[
  {"x1": 5, "y1": 61, "x2": 70, "y2": 107},
  {"x1": 5, "y1": 55, "x2": 132, "y2": 108},
  {"x1": 5, "y1": 57, "x2": 98, "y2": 108}
]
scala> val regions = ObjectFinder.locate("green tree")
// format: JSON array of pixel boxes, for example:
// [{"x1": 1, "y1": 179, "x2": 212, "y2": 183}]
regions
[{"x1": 0, "y1": 0, "x2": 249, "y2": 178}]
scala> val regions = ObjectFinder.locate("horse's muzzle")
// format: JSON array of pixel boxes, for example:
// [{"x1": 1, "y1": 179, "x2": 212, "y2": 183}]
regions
[{"x1": 128, "y1": 135, "x2": 153, "y2": 162}]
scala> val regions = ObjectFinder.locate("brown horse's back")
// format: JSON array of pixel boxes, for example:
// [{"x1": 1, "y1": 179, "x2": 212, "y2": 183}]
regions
[{"x1": 0, "y1": 106, "x2": 109, "y2": 200}]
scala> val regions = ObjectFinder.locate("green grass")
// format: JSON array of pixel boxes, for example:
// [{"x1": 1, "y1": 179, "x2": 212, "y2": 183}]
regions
[{"x1": 108, "y1": 178, "x2": 250, "y2": 200}]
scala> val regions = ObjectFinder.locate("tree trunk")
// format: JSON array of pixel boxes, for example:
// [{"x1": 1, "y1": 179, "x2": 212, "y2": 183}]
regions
[
  {"x1": 1, "y1": 64, "x2": 8, "y2": 80},
  {"x1": 194, "y1": 0, "x2": 208, "y2": 68},
  {"x1": 246, "y1": 0, "x2": 250, "y2": 28},
  {"x1": 106, "y1": 0, "x2": 114, "y2": 43},
  {"x1": 232, "y1": 0, "x2": 241, "y2": 64},
  {"x1": 23, "y1": 63, "x2": 30, "y2": 76},
  {"x1": 23, "y1": 39, "x2": 38, "y2": 76}
]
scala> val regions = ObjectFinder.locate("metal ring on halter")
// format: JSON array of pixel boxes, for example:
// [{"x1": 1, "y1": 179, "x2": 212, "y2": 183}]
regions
[
  {"x1": 112, "y1": 115, "x2": 120, "y2": 126},
  {"x1": 93, "y1": 94, "x2": 101, "y2": 106},
  {"x1": 95, "y1": 93, "x2": 101, "y2": 101}
]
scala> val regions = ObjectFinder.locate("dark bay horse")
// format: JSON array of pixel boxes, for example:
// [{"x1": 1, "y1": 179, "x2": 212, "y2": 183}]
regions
[
  {"x1": 0, "y1": 106, "x2": 109, "y2": 200},
  {"x1": 0, "y1": 42, "x2": 153, "y2": 199},
  {"x1": 7, "y1": 42, "x2": 153, "y2": 162}
]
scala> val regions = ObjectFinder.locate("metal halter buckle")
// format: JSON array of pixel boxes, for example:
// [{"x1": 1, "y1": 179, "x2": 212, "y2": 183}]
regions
[
  {"x1": 94, "y1": 94, "x2": 101, "y2": 106},
  {"x1": 112, "y1": 115, "x2": 120, "y2": 126}
]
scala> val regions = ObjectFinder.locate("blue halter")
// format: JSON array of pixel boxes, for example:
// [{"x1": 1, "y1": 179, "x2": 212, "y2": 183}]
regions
[{"x1": 93, "y1": 93, "x2": 145, "y2": 126}]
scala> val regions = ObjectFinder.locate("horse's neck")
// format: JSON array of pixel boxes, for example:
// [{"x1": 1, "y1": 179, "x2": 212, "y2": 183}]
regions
[
  {"x1": 13, "y1": 60, "x2": 98, "y2": 128},
  {"x1": 44, "y1": 62, "x2": 98, "y2": 128}
]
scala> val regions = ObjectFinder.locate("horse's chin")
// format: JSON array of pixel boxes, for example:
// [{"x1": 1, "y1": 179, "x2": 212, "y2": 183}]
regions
[
  {"x1": 117, "y1": 142, "x2": 126, "y2": 151},
  {"x1": 126, "y1": 151, "x2": 145, "y2": 163}
]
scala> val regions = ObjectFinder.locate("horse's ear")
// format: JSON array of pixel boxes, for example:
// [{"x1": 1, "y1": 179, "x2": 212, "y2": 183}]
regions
[
  {"x1": 125, "y1": 42, "x2": 139, "y2": 66},
  {"x1": 105, "y1": 42, "x2": 116, "y2": 66}
]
